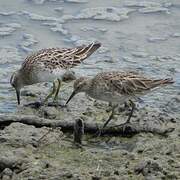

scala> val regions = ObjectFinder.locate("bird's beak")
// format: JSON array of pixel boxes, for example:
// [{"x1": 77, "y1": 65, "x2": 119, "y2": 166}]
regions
[
  {"x1": 65, "y1": 90, "x2": 77, "y2": 105},
  {"x1": 16, "y1": 89, "x2": 20, "y2": 105}
]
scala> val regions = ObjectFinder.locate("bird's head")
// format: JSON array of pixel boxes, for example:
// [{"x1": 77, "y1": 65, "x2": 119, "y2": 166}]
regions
[
  {"x1": 66, "y1": 77, "x2": 90, "y2": 105},
  {"x1": 10, "y1": 71, "x2": 23, "y2": 105}
]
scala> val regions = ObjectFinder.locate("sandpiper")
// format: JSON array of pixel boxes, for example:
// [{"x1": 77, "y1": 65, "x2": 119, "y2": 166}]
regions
[
  {"x1": 10, "y1": 42, "x2": 101, "y2": 105},
  {"x1": 66, "y1": 71, "x2": 174, "y2": 131}
]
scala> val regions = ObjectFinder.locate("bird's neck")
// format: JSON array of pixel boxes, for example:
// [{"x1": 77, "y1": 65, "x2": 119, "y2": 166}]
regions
[
  {"x1": 16, "y1": 70, "x2": 27, "y2": 87},
  {"x1": 84, "y1": 79, "x2": 93, "y2": 94}
]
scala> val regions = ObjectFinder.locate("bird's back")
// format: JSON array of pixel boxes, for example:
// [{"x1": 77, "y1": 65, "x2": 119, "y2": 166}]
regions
[
  {"x1": 88, "y1": 71, "x2": 174, "y2": 102},
  {"x1": 20, "y1": 42, "x2": 101, "y2": 73}
]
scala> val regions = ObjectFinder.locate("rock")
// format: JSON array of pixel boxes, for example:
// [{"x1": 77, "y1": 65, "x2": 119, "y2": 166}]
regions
[
  {"x1": 49, "y1": 171, "x2": 73, "y2": 179},
  {"x1": 101, "y1": 170, "x2": 111, "y2": 177},
  {"x1": 22, "y1": 83, "x2": 50, "y2": 99},
  {"x1": 21, "y1": 90, "x2": 37, "y2": 97},
  {"x1": 0, "y1": 122, "x2": 62, "y2": 146},
  {"x1": 113, "y1": 170, "x2": 119, "y2": 175},
  {"x1": 39, "y1": 106, "x2": 59, "y2": 119},
  {"x1": 134, "y1": 159, "x2": 163, "y2": 176},
  {"x1": 0, "y1": 149, "x2": 27, "y2": 172},
  {"x1": 1, "y1": 168, "x2": 13, "y2": 180},
  {"x1": 92, "y1": 176, "x2": 101, "y2": 180}
]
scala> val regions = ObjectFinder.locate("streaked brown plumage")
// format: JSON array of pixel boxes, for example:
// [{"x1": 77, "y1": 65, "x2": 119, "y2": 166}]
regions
[
  {"x1": 10, "y1": 42, "x2": 101, "y2": 104},
  {"x1": 22, "y1": 42, "x2": 101, "y2": 72},
  {"x1": 66, "y1": 71, "x2": 174, "y2": 132}
]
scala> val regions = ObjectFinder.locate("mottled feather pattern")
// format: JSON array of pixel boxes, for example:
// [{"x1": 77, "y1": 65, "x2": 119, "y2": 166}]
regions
[
  {"x1": 21, "y1": 42, "x2": 101, "y2": 73},
  {"x1": 91, "y1": 71, "x2": 174, "y2": 96}
]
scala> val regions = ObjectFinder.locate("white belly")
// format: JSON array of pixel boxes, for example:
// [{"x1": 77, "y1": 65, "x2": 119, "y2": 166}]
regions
[
  {"x1": 33, "y1": 69, "x2": 66, "y2": 83},
  {"x1": 87, "y1": 90, "x2": 130, "y2": 104}
]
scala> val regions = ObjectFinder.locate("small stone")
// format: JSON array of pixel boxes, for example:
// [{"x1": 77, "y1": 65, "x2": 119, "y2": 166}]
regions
[
  {"x1": 40, "y1": 106, "x2": 59, "y2": 119},
  {"x1": 101, "y1": 170, "x2": 111, "y2": 177},
  {"x1": 92, "y1": 176, "x2": 101, "y2": 180},
  {"x1": 27, "y1": 177, "x2": 34, "y2": 180},
  {"x1": 114, "y1": 170, "x2": 119, "y2": 175},
  {"x1": 1, "y1": 168, "x2": 13, "y2": 180},
  {"x1": 64, "y1": 172, "x2": 73, "y2": 178},
  {"x1": 134, "y1": 159, "x2": 163, "y2": 176}
]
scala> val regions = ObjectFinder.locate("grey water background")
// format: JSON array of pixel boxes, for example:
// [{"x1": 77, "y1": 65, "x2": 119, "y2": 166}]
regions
[{"x1": 0, "y1": 0, "x2": 179, "y2": 114}]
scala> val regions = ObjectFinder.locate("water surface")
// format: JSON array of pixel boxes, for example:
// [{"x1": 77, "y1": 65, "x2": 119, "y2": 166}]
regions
[{"x1": 0, "y1": 0, "x2": 179, "y2": 114}]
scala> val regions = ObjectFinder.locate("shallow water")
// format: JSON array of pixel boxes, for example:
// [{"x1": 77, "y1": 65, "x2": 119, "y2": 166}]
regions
[{"x1": 0, "y1": 0, "x2": 179, "y2": 114}]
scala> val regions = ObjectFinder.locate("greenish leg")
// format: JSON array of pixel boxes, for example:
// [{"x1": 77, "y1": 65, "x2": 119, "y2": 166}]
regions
[
  {"x1": 43, "y1": 81, "x2": 56, "y2": 104},
  {"x1": 95, "y1": 104, "x2": 118, "y2": 136},
  {"x1": 53, "y1": 79, "x2": 61, "y2": 103},
  {"x1": 102, "y1": 105, "x2": 117, "y2": 129}
]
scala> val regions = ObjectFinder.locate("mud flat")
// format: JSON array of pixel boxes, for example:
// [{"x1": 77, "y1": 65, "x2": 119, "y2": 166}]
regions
[{"x1": 0, "y1": 83, "x2": 179, "y2": 179}]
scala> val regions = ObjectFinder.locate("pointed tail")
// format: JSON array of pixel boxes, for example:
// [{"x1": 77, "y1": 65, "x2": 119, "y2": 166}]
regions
[
  {"x1": 85, "y1": 42, "x2": 101, "y2": 58},
  {"x1": 150, "y1": 78, "x2": 174, "y2": 88},
  {"x1": 75, "y1": 42, "x2": 101, "y2": 60}
]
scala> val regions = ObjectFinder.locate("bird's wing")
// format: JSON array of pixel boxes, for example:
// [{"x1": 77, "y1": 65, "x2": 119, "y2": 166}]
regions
[
  {"x1": 21, "y1": 42, "x2": 101, "y2": 71},
  {"x1": 105, "y1": 72, "x2": 171, "y2": 95}
]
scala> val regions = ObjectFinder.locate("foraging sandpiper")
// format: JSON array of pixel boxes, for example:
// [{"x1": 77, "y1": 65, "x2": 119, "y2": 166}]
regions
[
  {"x1": 66, "y1": 71, "x2": 174, "y2": 131},
  {"x1": 10, "y1": 42, "x2": 101, "y2": 105}
]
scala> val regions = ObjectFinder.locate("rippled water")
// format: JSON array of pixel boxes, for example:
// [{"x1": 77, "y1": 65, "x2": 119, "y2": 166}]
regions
[{"x1": 0, "y1": 0, "x2": 179, "y2": 114}]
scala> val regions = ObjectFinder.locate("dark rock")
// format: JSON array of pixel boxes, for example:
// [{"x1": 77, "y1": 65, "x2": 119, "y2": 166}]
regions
[
  {"x1": 92, "y1": 176, "x2": 101, "y2": 180},
  {"x1": 134, "y1": 159, "x2": 163, "y2": 176},
  {"x1": 40, "y1": 106, "x2": 59, "y2": 119},
  {"x1": 1, "y1": 168, "x2": 13, "y2": 180},
  {"x1": 113, "y1": 170, "x2": 119, "y2": 175}
]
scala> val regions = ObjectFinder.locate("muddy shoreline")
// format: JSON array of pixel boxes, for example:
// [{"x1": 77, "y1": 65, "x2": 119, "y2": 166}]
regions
[{"x1": 0, "y1": 82, "x2": 179, "y2": 179}]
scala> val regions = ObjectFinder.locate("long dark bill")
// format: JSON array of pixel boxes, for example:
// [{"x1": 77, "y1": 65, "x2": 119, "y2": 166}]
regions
[
  {"x1": 16, "y1": 89, "x2": 20, "y2": 105},
  {"x1": 65, "y1": 90, "x2": 76, "y2": 105}
]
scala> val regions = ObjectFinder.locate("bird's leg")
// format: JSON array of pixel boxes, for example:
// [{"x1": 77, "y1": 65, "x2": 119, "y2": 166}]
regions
[
  {"x1": 102, "y1": 105, "x2": 117, "y2": 129},
  {"x1": 43, "y1": 81, "x2": 56, "y2": 104},
  {"x1": 96, "y1": 104, "x2": 117, "y2": 136},
  {"x1": 126, "y1": 100, "x2": 135, "y2": 123},
  {"x1": 112, "y1": 100, "x2": 136, "y2": 133},
  {"x1": 53, "y1": 79, "x2": 61, "y2": 103}
]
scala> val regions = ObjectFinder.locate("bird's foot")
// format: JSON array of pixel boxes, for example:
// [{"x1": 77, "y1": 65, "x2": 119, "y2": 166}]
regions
[
  {"x1": 51, "y1": 99, "x2": 59, "y2": 106},
  {"x1": 42, "y1": 99, "x2": 49, "y2": 106},
  {"x1": 93, "y1": 127, "x2": 106, "y2": 137},
  {"x1": 113, "y1": 121, "x2": 134, "y2": 134}
]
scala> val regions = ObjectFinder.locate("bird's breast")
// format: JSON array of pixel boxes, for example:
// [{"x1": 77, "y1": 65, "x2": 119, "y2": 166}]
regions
[
  {"x1": 31, "y1": 68, "x2": 66, "y2": 83},
  {"x1": 87, "y1": 86, "x2": 128, "y2": 103}
]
